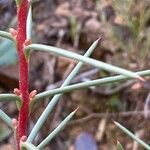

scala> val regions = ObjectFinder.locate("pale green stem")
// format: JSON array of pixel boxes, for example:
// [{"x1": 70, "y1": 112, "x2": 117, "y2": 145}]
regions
[
  {"x1": 37, "y1": 109, "x2": 77, "y2": 149},
  {"x1": 0, "y1": 109, "x2": 13, "y2": 129},
  {"x1": 27, "y1": 39, "x2": 99, "y2": 142},
  {"x1": 34, "y1": 69, "x2": 150, "y2": 102},
  {"x1": 0, "y1": 30, "x2": 13, "y2": 40},
  {"x1": 25, "y1": 44, "x2": 143, "y2": 80},
  {"x1": 114, "y1": 121, "x2": 150, "y2": 150}
]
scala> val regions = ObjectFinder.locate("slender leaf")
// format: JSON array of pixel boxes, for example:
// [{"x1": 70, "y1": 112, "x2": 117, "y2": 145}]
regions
[
  {"x1": 114, "y1": 121, "x2": 150, "y2": 150},
  {"x1": 0, "y1": 30, "x2": 13, "y2": 40},
  {"x1": 37, "y1": 109, "x2": 77, "y2": 149},
  {"x1": 0, "y1": 94, "x2": 22, "y2": 110},
  {"x1": 27, "y1": 39, "x2": 99, "y2": 142},
  {"x1": 29, "y1": 0, "x2": 40, "y2": 5},
  {"x1": 27, "y1": 5, "x2": 32, "y2": 39},
  {"x1": 0, "y1": 94, "x2": 21, "y2": 103},
  {"x1": 15, "y1": 0, "x2": 22, "y2": 6},
  {"x1": 21, "y1": 142, "x2": 39, "y2": 150},
  {"x1": 0, "y1": 109, "x2": 13, "y2": 129},
  {"x1": 117, "y1": 141, "x2": 124, "y2": 150},
  {"x1": 25, "y1": 44, "x2": 143, "y2": 80},
  {"x1": 34, "y1": 69, "x2": 150, "y2": 102},
  {"x1": 0, "y1": 127, "x2": 12, "y2": 142}
]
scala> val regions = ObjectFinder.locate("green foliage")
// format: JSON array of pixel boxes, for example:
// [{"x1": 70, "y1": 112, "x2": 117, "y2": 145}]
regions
[
  {"x1": 0, "y1": 126, "x2": 12, "y2": 142},
  {"x1": 25, "y1": 44, "x2": 143, "y2": 79},
  {"x1": 21, "y1": 142, "x2": 39, "y2": 150},
  {"x1": 27, "y1": 38, "x2": 99, "y2": 143},
  {"x1": 34, "y1": 69, "x2": 150, "y2": 102},
  {"x1": 15, "y1": 0, "x2": 22, "y2": 6},
  {"x1": 37, "y1": 109, "x2": 77, "y2": 149},
  {"x1": 114, "y1": 121, "x2": 150, "y2": 150},
  {"x1": 0, "y1": 0, "x2": 150, "y2": 149},
  {"x1": 0, "y1": 109, "x2": 13, "y2": 130},
  {"x1": 117, "y1": 141, "x2": 124, "y2": 150}
]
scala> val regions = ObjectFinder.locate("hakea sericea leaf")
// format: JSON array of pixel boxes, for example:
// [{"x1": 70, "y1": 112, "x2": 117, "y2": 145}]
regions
[
  {"x1": 34, "y1": 69, "x2": 150, "y2": 101},
  {"x1": 25, "y1": 44, "x2": 144, "y2": 81},
  {"x1": 15, "y1": 0, "x2": 22, "y2": 6},
  {"x1": 37, "y1": 108, "x2": 77, "y2": 149},
  {"x1": 0, "y1": 109, "x2": 13, "y2": 130},
  {"x1": 27, "y1": 5, "x2": 32, "y2": 39},
  {"x1": 0, "y1": 94, "x2": 22, "y2": 110},
  {"x1": 27, "y1": 39, "x2": 99, "y2": 143},
  {"x1": 117, "y1": 141, "x2": 124, "y2": 150},
  {"x1": 0, "y1": 30, "x2": 13, "y2": 40},
  {"x1": 114, "y1": 121, "x2": 150, "y2": 150},
  {"x1": 21, "y1": 141, "x2": 39, "y2": 150}
]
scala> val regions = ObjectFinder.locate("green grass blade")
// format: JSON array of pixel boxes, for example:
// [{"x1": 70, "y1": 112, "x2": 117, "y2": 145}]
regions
[
  {"x1": 21, "y1": 142, "x2": 39, "y2": 150},
  {"x1": 117, "y1": 141, "x2": 124, "y2": 150},
  {"x1": 27, "y1": 5, "x2": 32, "y2": 39},
  {"x1": 37, "y1": 109, "x2": 77, "y2": 149},
  {"x1": 25, "y1": 44, "x2": 143, "y2": 80},
  {"x1": 0, "y1": 109, "x2": 13, "y2": 129},
  {"x1": 34, "y1": 69, "x2": 150, "y2": 101},
  {"x1": 27, "y1": 39, "x2": 99, "y2": 142},
  {"x1": 0, "y1": 31, "x2": 13, "y2": 40},
  {"x1": 114, "y1": 121, "x2": 150, "y2": 150}
]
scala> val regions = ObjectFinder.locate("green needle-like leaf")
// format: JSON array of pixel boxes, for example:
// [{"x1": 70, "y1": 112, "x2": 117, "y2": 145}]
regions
[
  {"x1": 29, "y1": 0, "x2": 40, "y2": 5},
  {"x1": 114, "y1": 121, "x2": 150, "y2": 150},
  {"x1": 34, "y1": 69, "x2": 150, "y2": 101},
  {"x1": 0, "y1": 109, "x2": 13, "y2": 129},
  {"x1": 37, "y1": 109, "x2": 77, "y2": 149},
  {"x1": 21, "y1": 142, "x2": 39, "y2": 150},
  {"x1": 0, "y1": 31, "x2": 13, "y2": 40},
  {"x1": 117, "y1": 141, "x2": 124, "y2": 150},
  {"x1": 27, "y1": 5, "x2": 32, "y2": 39},
  {"x1": 0, "y1": 94, "x2": 21, "y2": 102},
  {"x1": 15, "y1": 0, "x2": 22, "y2": 6},
  {"x1": 0, "y1": 94, "x2": 22, "y2": 110},
  {"x1": 27, "y1": 39, "x2": 99, "y2": 142},
  {"x1": 25, "y1": 43, "x2": 143, "y2": 80}
]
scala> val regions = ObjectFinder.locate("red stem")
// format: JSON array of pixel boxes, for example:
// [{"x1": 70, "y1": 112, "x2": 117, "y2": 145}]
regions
[{"x1": 16, "y1": 0, "x2": 29, "y2": 149}]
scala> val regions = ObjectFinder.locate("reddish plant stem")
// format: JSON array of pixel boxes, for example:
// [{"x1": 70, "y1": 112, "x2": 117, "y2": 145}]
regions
[{"x1": 16, "y1": 0, "x2": 29, "y2": 149}]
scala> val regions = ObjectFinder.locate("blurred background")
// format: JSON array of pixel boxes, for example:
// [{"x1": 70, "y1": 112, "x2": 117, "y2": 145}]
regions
[{"x1": 0, "y1": 0, "x2": 150, "y2": 149}]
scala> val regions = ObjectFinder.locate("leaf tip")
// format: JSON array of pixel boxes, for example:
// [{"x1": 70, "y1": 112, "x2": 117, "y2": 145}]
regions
[
  {"x1": 112, "y1": 119, "x2": 118, "y2": 126},
  {"x1": 95, "y1": 37, "x2": 101, "y2": 45},
  {"x1": 74, "y1": 107, "x2": 79, "y2": 113}
]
